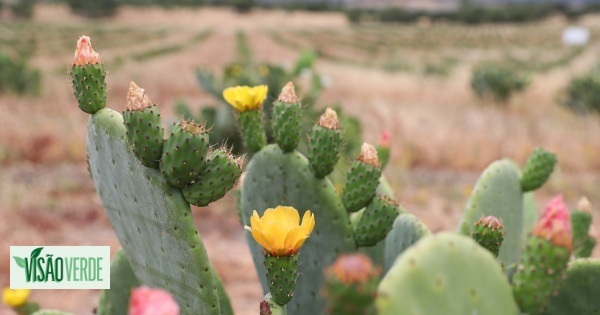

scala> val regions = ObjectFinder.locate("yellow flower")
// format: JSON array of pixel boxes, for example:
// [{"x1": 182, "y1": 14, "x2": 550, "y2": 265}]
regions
[
  {"x1": 223, "y1": 85, "x2": 268, "y2": 112},
  {"x1": 2, "y1": 288, "x2": 30, "y2": 307},
  {"x1": 245, "y1": 206, "x2": 315, "y2": 256}
]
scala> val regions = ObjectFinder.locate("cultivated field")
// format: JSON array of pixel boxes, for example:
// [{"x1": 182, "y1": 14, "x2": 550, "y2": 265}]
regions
[{"x1": 0, "y1": 4, "x2": 599, "y2": 314}]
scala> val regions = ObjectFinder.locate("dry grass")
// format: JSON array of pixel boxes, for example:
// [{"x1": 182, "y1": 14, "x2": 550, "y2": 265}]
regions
[{"x1": 1, "y1": 4, "x2": 599, "y2": 315}]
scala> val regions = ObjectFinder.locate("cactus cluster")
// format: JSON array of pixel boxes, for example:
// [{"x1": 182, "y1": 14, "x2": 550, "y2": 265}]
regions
[{"x1": 21, "y1": 36, "x2": 599, "y2": 315}]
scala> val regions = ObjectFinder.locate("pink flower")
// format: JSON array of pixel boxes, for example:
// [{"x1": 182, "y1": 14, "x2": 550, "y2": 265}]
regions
[
  {"x1": 379, "y1": 131, "x2": 391, "y2": 147},
  {"x1": 534, "y1": 195, "x2": 572, "y2": 250},
  {"x1": 129, "y1": 286, "x2": 179, "y2": 315},
  {"x1": 72, "y1": 35, "x2": 100, "y2": 66}
]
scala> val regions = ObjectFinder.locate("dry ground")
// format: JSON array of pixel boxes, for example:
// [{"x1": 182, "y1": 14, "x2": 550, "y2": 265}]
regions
[{"x1": 0, "y1": 4, "x2": 599, "y2": 315}]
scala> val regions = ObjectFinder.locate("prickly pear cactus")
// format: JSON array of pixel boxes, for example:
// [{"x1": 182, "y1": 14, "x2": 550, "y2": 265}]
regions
[
  {"x1": 87, "y1": 108, "x2": 226, "y2": 315},
  {"x1": 383, "y1": 213, "x2": 430, "y2": 273},
  {"x1": 97, "y1": 249, "x2": 140, "y2": 315},
  {"x1": 377, "y1": 233, "x2": 520, "y2": 315},
  {"x1": 458, "y1": 160, "x2": 523, "y2": 271}
]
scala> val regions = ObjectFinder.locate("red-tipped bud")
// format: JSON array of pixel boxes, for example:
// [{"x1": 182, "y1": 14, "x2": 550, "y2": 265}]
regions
[
  {"x1": 72, "y1": 35, "x2": 100, "y2": 66},
  {"x1": 129, "y1": 286, "x2": 179, "y2": 315},
  {"x1": 534, "y1": 195, "x2": 572, "y2": 250},
  {"x1": 327, "y1": 253, "x2": 380, "y2": 285},
  {"x1": 379, "y1": 131, "x2": 391, "y2": 147}
]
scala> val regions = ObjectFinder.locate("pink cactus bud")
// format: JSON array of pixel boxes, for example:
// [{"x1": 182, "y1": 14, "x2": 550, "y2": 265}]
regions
[
  {"x1": 380, "y1": 131, "x2": 391, "y2": 147},
  {"x1": 73, "y1": 35, "x2": 100, "y2": 66},
  {"x1": 129, "y1": 286, "x2": 179, "y2": 315},
  {"x1": 534, "y1": 195, "x2": 572, "y2": 250}
]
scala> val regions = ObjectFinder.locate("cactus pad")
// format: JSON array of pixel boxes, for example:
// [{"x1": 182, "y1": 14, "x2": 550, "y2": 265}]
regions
[
  {"x1": 353, "y1": 195, "x2": 400, "y2": 247},
  {"x1": 240, "y1": 144, "x2": 356, "y2": 315},
  {"x1": 123, "y1": 106, "x2": 164, "y2": 169},
  {"x1": 308, "y1": 125, "x2": 342, "y2": 179},
  {"x1": 383, "y1": 213, "x2": 430, "y2": 273},
  {"x1": 272, "y1": 101, "x2": 302, "y2": 153},
  {"x1": 97, "y1": 249, "x2": 140, "y2": 315},
  {"x1": 377, "y1": 233, "x2": 519, "y2": 315},
  {"x1": 521, "y1": 147, "x2": 556, "y2": 192},
  {"x1": 542, "y1": 258, "x2": 600, "y2": 315},
  {"x1": 87, "y1": 108, "x2": 225, "y2": 315},
  {"x1": 342, "y1": 160, "x2": 381, "y2": 213}
]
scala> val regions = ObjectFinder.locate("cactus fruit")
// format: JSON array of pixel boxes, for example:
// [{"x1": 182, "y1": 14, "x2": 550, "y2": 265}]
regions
[
  {"x1": 520, "y1": 147, "x2": 557, "y2": 192},
  {"x1": 272, "y1": 82, "x2": 302, "y2": 153},
  {"x1": 377, "y1": 233, "x2": 519, "y2": 315},
  {"x1": 513, "y1": 196, "x2": 572, "y2": 315},
  {"x1": 70, "y1": 36, "x2": 106, "y2": 114},
  {"x1": 383, "y1": 213, "x2": 431, "y2": 273},
  {"x1": 324, "y1": 254, "x2": 380, "y2": 315},
  {"x1": 87, "y1": 108, "x2": 228, "y2": 315},
  {"x1": 308, "y1": 108, "x2": 342, "y2": 179},
  {"x1": 128, "y1": 286, "x2": 180, "y2": 315},
  {"x1": 123, "y1": 82, "x2": 164, "y2": 169},
  {"x1": 97, "y1": 249, "x2": 140, "y2": 315},
  {"x1": 571, "y1": 197, "x2": 596, "y2": 258},
  {"x1": 353, "y1": 194, "x2": 401, "y2": 247},
  {"x1": 471, "y1": 216, "x2": 505, "y2": 257},
  {"x1": 264, "y1": 254, "x2": 300, "y2": 305},
  {"x1": 342, "y1": 143, "x2": 382, "y2": 213},
  {"x1": 183, "y1": 148, "x2": 243, "y2": 207},
  {"x1": 459, "y1": 160, "x2": 523, "y2": 272},
  {"x1": 223, "y1": 85, "x2": 269, "y2": 153},
  {"x1": 375, "y1": 131, "x2": 391, "y2": 169},
  {"x1": 541, "y1": 258, "x2": 600, "y2": 315},
  {"x1": 159, "y1": 120, "x2": 210, "y2": 188}
]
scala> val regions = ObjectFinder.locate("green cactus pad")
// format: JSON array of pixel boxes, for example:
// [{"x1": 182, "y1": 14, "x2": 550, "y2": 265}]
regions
[
  {"x1": 70, "y1": 64, "x2": 106, "y2": 114},
  {"x1": 383, "y1": 213, "x2": 430, "y2": 273},
  {"x1": 160, "y1": 121, "x2": 210, "y2": 188},
  {"x1": 183, "y1": 149, "x2": 243, "y2": 207},
  {"x1": 458, "y1": 160, "x2": 523, "y2": 273},
  {"x1": 376, "y1": 145, "x2": 390, "y2": 169},
  {"x1": 123, "y1": 106, "x2": 164, "y2": 169},
  {"x1": 240, "y1": 144, "x2": 356, "y2": 315},
  {"x1": 342, "y1": 160, "x2": 382, "y2": 213},
  {"x1": 377, "y1": 233, "x2": 519, "y2": 315},
  {"x1": 523, "y1": 192, "x2": 539, "y2": 238},
  {"x1": 97, "y1": 249, "x2": 140, "y2": 315},
  {"x1": 308, "y1": 125, "x2": 342, "y2": 179},
  {"x1": 353, "y1": 195, "x2": 400, "y2": 247},
  {"x1": 521, "y1": 147, "x2": 556, "y2": 192},
  {"x1": 14, "y1": 302, "x2": 40, "y2": 315},
  {"x1": 264, "y1": 254, "x2": 299, "y2": 306},
  {"x1": 272, "y1": 101, "x2": 302, "y2": 153},
  {"x1": 237, "y1": 109, "x2": 266, "y2": 153},
  {"x1": 471, "y1": 216, "x2": 505, "y2": 257},
  {"x1": 87, "y1": 108, "x2": 225, "y2": 315},
  {"x1": 542, "y1": 258, "x2": 600, "y2": 315},
  {"x1": 571, "y1": 210, "x2": 596, "y2": 258},
  {"x1": 213, "y1": 268, "x2": 234, "y2": 315},
  {"x1": 512, "y1": 236, "x2": 571, "y2": 315}
]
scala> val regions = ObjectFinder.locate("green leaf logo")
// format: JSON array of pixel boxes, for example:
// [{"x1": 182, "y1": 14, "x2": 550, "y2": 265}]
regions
[
  {"x1": 13, "y1": 256, "x2": 26, "y2": 269},
  {"x1": 31, "y1": 247, "x2": 43, "y2": 260}
]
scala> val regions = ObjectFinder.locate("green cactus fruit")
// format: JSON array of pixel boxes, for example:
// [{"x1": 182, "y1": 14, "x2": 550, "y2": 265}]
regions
[
  {"x1": 383, "y1": 213, "x2": 430, "y2": 273},
  {"x1": 160, "y1": 120, "x2": 210, "y2": 188},
  {"x1": 123, "y1": 82, "x2": 164, "y2": 169},
  {"x1": 87, "y1": 108, "x2": 228, "y2": 315},
  {"x1": 521, "y1": 147, "x2": 557, "y2": 192},
  {"x1": 238, "y1": 108, "x2": 267, "y2": 153},
  {"x1": 542, "y1": 258, "x2": 600, "y2": 315},
  {"x1": 97, "y1": 249, "x2": 140, "y2": 315},
  {"x1": 308, "y1": 107, "x2": 342, "y2": 179},
  {"x1": 240, "y1": 144, "x2": 356, "y2": 315},
  {"x1": 70, "y1": 36, "x2": 106, "y2": 115},
  {"x1": 513, "y1": 195, "x2": 573, "y2": 315},
  {"x1": 571, "y1": 198, "x2": 595, "y2": 258},
  {"x1": 272, "y1": 82, "x2": 302, "y2": 153},
  {"x1": 264, "y1": 254, "x2": 299, "y2": 306},
  {"x1": 471, "y1": 216, "x2": 505, "y2": 257},
  {"x1": 353, "y1": 194, "x2": 401, "y2": 247},
  {"x1": 377, "y1": 233, "x2": 519, "y2": 315},
  {"x1": 324, "y1": 254, "x2": 381, "y2": 315},
  {"x1": 512, "y1": 237, "x2": 571, "y2": 314},
  {"x1": 376, "y1": 131, "x2": 391, "y2": 169},
  {"x1": 342, "y1": 143, "x2": 382, "y2": 213},
  {"x1": 523, "y1": 192, "x2": 539, "y2": 238},
  {"x1": 32, "y1": 311, "x2": 74, "y2": 315},
  {"x1": 183, "y1": 148, "x2": 243, "y2": 207},
  {"x1": 458, "y1": 160, "x2": 523, "y2": 274}
]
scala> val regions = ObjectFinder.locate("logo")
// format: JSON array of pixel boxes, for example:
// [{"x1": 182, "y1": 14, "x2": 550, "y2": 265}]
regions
[{"x1": 10, "y1": 246, "x2": 110, "y2": 289}]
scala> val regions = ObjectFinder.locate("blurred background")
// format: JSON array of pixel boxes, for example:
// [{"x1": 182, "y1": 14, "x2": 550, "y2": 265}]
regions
[{"x1": 0, "y1": 0, "x2": 599, "y2": 314}]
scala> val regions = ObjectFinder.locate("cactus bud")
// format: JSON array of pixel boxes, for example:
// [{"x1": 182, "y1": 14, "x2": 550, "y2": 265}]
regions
[
  {"x1": 126, "y1": 82, "x2": 153, "y2": 111},
  {"x1": 319, "y1": 107, "x2": 339, "y2": 130},
  {"x1": 70, "y1": 35, "x2": 106, "y2": 114},
  {"x1": 376, "y1": 131, "x2": 391, "y2": 169},
  {"x1": 342, "y1": 143, "x2": 382, "y2": 212},
  {"x1": 129, "y1": 286, "x2": 179, "y2": 315},
  {"x1": 471, "y1": 216, "x2": 505, "y2": 257},
  {"x1": 223, "y1": 85, "x2": 268, "y2": 152},
  {"x1": 534, "y1": 195, "x2": 572, "y2": 250},
  {"x1": 324, "y1": 254, "x2": 380, "y2": 315},
  {"x1": 273, "y1": 82, "x2": 302, "y2": 152},
  {"x1": 572, "y1": 196, "x2": 596, "y2": 258},
  {"x1": 308, "y1": 107, "x2": 342, "y2": 178},
  {"x1": 577, "y1": 196, "x2": 592, "y2": 213},
  {"x1": 359, "y1": 143, "x2": 380, "y2": 167},
  {"x1": 72, "y1": 35, "x2": 100, "y2": 66}
]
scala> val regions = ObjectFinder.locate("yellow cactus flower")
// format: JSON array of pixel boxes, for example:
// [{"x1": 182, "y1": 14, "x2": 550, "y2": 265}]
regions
[
  {"x1": 2, "y1": 288, "x2": 30, "y2": 307},
  {"x1": 223, "y1": 85, "x2": 268, "y2": 112},
  {"x1": 245, "y1": 206, "x2": 315, "y2": 256}
]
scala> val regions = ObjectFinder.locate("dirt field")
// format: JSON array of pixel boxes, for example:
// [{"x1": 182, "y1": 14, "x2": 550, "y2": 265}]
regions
[{"x1": 1, "y1": 4, "x2": 599, "y2": 315}]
